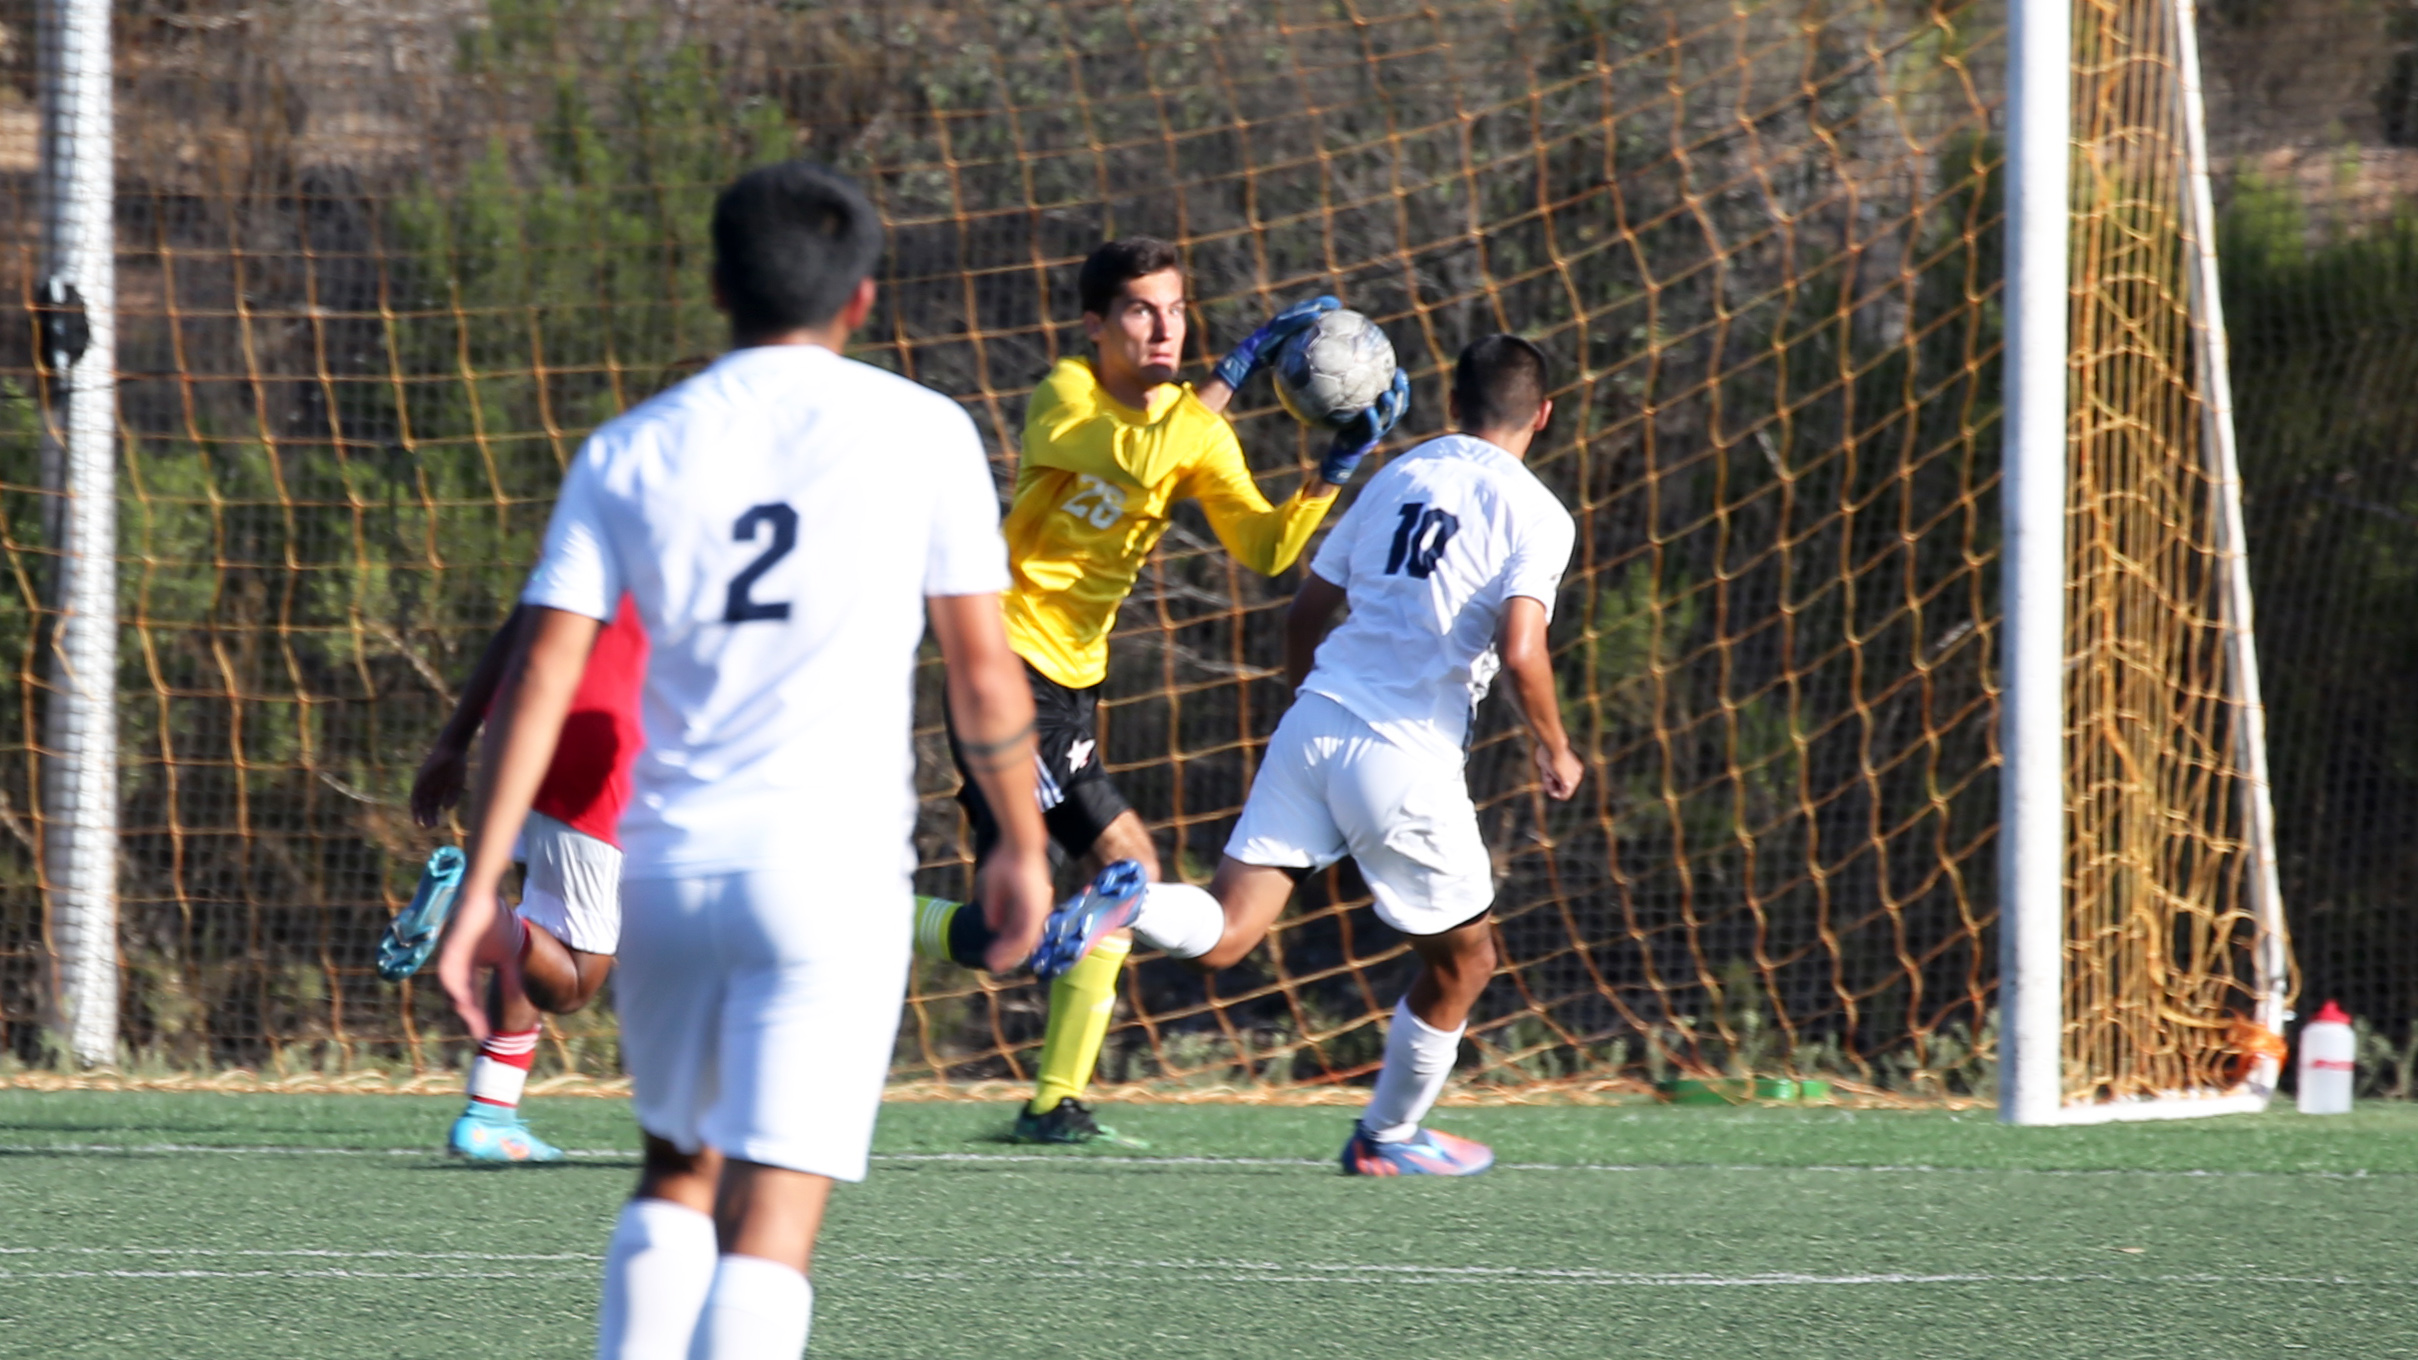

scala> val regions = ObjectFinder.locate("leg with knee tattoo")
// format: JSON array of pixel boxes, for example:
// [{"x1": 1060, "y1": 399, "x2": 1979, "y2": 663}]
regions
[{"x1": 1080, "y1": 810, "x2": 1160, "y2": 883}]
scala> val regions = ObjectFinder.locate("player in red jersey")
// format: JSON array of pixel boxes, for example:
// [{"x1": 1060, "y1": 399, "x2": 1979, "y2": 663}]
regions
[{"x1": 409, "y1": 595, "x2": 647, "y2": 1160}]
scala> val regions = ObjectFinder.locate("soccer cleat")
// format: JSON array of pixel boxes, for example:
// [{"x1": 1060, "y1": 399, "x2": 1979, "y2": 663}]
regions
[
  {"x1": 1011, "y1": 1097, "x2": 1149, "y2": 1149},
  {"x1": 377, "y1": 846, "x2": 466, "y2": 981},
  {"x1": 448, "y1": 1103, "x2": 565, "y2": 1163},
  {"x1": 1339, "y1": 1123, "x2": 1494, "y2": 1177},
  {"x1": 1029, "y1": 859, "x2": 1149, "y2": 981}
]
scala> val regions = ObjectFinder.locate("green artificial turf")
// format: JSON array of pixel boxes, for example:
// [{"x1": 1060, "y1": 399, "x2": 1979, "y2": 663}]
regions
[{"x1": 2, "y1": 1090, "x2": 2412, "y2": 1358}]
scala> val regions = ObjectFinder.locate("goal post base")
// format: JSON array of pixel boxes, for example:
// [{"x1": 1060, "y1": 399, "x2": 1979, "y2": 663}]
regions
[{"x1": 2023, "y1": 1090, "x2": 2274, "y2": 1127}]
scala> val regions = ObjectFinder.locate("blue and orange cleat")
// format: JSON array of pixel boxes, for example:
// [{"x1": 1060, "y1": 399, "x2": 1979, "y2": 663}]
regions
[
  {"x1": 448, "y1": 1103, "x2": 564, "y2": 1163},
  {"x1": 1339, "y1": 1123, "x2": 1494, "y2": 1176},
  {"x1": 377, "y1": 846, "x2": 465, "y2": 982},
  {"x1": 1029, "y1": 859, "x2": 1148, "y2": 981}
]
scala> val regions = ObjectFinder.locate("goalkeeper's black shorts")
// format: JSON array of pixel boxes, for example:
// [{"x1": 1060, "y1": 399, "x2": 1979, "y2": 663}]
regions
[{"x1": 947, "y1": 658, "x2": 1133, "y2": 864}]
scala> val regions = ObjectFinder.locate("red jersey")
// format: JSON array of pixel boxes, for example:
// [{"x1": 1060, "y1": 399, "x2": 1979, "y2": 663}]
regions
[{"x1": 531, "y1": 596, "x2": 648, "y2": 847}]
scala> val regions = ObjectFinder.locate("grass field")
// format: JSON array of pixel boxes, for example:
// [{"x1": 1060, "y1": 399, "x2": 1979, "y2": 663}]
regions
[{"x1": 2, "y1": 1090, "x2": 2413, "y2": 1358}]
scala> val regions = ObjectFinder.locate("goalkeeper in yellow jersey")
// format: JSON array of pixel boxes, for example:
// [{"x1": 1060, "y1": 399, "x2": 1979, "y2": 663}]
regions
[{"x1": 917, "y1": 237, "x2": 1409, "y2": 1144}]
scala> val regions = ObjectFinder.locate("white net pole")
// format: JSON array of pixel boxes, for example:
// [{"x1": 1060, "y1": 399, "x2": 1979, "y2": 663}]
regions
[
  {"x1": 38, "y1": 0, "x2": 119, "y2": 1067},
  {"x1": 1999, "y1": 0, "x2": 2074, "y2": 1126},
  {"x1": 2170, "y1": 0, "x2": 2290, "y2": 1085}
]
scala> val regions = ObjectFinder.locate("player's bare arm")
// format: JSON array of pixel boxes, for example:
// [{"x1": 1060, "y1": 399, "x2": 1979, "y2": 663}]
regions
[
  {"x1": 1499, "y1": 596, "x2": 1583, "y2": 801},
  {"x1": 409, "y1": 604, "x2": 529, "y2": 828},
  {"x1": 434, "y1": 605, "x2": 601, "y2": 1040},
  {"x1": 1284, "y1": 571, "x2": 1348, "y2": 695},
  {"x1": 928, "y1": 592, "x2": 1055, "y2": 972}
]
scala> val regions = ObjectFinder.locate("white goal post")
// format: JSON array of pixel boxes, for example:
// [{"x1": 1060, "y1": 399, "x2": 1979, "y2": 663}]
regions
[{"x1": 38, "y1": 0, "x2": 121, "y2": 1068}]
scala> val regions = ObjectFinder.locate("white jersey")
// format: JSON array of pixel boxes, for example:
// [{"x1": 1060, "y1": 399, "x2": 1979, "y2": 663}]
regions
[
  {"x1": 521, "y1": 343, "x2": 1009, "y2": 880},
  {"x1": 1301, "y1": 434, "x2": 1575, "y2": 763}
]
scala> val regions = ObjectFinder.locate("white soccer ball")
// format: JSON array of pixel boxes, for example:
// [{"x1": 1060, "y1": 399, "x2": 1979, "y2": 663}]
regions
[{"x1": 1272, "y1": 309, "x2": 1398, "y2": 428}]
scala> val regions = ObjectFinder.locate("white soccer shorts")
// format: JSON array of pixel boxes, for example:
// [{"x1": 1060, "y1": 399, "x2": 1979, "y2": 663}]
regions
[
  {"x1": 1225, "y1": 693, "x2": 1495, "y2": 937},
  {"x1": 513, "y1": 811, "x2": 623, "y2": 956},
  {"x1": 615, "y1": 870, "x2": 912, "y2": 1182}
]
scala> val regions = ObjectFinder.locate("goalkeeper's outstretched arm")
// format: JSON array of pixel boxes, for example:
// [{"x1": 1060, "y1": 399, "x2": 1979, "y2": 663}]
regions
[{"x1": 1194, "y1": 296, "x2": 1409, "y2": 493}]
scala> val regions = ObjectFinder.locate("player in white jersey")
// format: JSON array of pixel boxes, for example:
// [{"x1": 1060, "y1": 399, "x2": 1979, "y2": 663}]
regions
[
  {"x1": 432, "y1": 161, "x2": 1053, "y2": 1359},
  {"x1": 1033, "y1": 335, "x2": 1583, "y2": 1175}
]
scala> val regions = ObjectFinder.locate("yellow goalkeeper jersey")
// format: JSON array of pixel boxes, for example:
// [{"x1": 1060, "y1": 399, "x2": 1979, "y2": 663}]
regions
[{"x1": 1004, "y1": 357, "x2": 1338, "y2": 690}]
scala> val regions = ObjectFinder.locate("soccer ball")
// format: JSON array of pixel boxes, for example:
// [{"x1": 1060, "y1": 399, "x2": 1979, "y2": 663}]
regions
[{"x1": 1272, "y1": 309, "x2": 1398, "y2": 428}]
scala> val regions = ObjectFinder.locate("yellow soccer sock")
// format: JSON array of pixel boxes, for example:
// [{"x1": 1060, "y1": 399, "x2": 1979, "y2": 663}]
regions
[
  {"x1": 914, "y1": 895, "x2": 1002, "y2": 969},
  {"x1": 911, "y1": 896, "x2": 960, "y2": 962},
  {"x1": 1027, "y1": 932, "x2": 1132, "y2": 1115}
]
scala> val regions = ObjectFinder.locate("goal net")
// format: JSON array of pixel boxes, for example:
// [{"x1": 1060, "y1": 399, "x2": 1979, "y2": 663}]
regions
[
  {"x1": 2037, "y1": 0, "x2": 2289, "y2": 1116},
  {"x1": 0, "y1": 0, "x2": 2289, "y2": 1104}
]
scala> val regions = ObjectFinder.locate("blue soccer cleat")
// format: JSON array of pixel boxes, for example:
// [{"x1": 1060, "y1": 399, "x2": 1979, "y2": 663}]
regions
[
  {"x1": 1339, "y1": 1124, "x2": 1494, "y2": 1177},
  {"x1": 448, "y1": 1103, "x2": 564, "y2": 1163},
  {"x1": 377, "y1": 846, "x2": 466, "y2": 982},
  {"x1": 1029, "y1": 859, "x2": 1149, "y2": 981}
]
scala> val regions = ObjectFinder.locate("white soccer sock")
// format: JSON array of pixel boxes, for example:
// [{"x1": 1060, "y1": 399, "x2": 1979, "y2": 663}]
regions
[
  {"x1": 1359, "y1": 997, "x2": 1466, "y2": 1143},
  {"x1": 687, "y1": 1254, "x2": 813, "y2": 1360},
  {"x1": 466, "y1": 1027, "x2": 539, "y2": 1111},
  {"x1": 1128, "y1": 882, "x2": 1226, "y2": 959},
  {"x1": 596, "y1": 1197, "x2": 718, "y2": 1360}
]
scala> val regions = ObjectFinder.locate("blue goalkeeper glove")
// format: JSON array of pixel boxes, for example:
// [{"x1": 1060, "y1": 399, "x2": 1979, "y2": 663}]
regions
[
  {"x1": 1212, "y1": 295, "x2": 1339, "y2": 392},
  {"x1": 1319, "y1": 368, "x2": 1410, "y2": 486}
]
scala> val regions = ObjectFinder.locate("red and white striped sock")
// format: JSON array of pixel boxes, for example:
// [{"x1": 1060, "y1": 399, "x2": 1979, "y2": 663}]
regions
[{"x1": 467, "y1": 1027, "x2": 540, "y2": 1113}]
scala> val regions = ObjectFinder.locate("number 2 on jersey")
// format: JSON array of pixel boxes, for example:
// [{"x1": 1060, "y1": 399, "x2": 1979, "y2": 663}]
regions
[
  {"x1": 725, "y1": 502, "x2": 797, "y2": 623},
  {"x1": 1384, "y1": 501, "x2": 1459, "y2": 578}
]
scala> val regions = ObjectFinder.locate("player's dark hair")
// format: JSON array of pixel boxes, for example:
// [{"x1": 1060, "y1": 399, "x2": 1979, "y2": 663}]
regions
[
  {"x1": 711, "y1": 160, "x2": 884, "y2": 339},
  {"x1": 1078, "y1": 237, "x2": 1184, "y2": 317},
  {"x1": 1452, "y1": 333, "x2": 1551, "y2": 433}
]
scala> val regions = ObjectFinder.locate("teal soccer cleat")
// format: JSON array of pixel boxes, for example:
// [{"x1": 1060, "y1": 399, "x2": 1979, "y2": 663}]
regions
[
  {"x1": 448, "y1": 1103, "x2": 564, "y2": 1163},
  {"x1": 1339, "y1": 1124, "x2": 1494, "y2": 1176},
  {"x1": 1029, "y1": 859, "x2": 1148, "y2": 981},
  {"x1": 377, "y1": 846, "x2": 466, "y2": 982}
]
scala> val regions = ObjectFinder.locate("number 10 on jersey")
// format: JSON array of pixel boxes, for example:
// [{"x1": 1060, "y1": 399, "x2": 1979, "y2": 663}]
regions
[{"x1": 1385, "y1": 501, "x2": 1458, "y2": 579}]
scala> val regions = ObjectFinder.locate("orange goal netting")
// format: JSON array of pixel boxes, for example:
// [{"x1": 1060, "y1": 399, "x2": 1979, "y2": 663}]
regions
[{"x1": 0, "y1": 0, "x2": 2289, "y2": 1100}]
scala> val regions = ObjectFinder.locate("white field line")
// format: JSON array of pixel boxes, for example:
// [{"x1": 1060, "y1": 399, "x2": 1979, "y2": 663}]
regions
[
  {"x1": 0, "y1": 1247, "x2": 600, "y2": 1260},
  {"x1": 0, "y1": 1246, "x2": 2398, "y2": 1289},
  {"x1": 878, "y1": 1151, "x2": 1324, "y2": 1168},
  {"x1": 840, "y1": 1253, "x2": 2403, "y2": 1288},
  {"x1": 1, "y1": 1142, "x2": 2411, "y2": 1181},
  {"x1": 875, "y1": 1263, "x2": 2404, "y2": 1289},
  {"x1": 0, "y1": 1141, "x2": 627, "y2": 1160},
  {"x1": 0, "y1": 1269, "x2": 595, "y2": 1281},
  {"x1": 0, "y1": 1245, "x2": 604, "y2": 1283}
]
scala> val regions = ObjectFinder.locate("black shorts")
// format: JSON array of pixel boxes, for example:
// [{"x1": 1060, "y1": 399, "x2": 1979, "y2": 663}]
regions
[{"x1": 948, "y1": 660, "x2": 1134, "y2": 863}]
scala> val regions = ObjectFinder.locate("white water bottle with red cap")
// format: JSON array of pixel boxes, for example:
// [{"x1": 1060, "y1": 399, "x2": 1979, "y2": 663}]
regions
[{"x1": 2297, "y1": 1000, "x2": 2356, "y2": 1115}]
